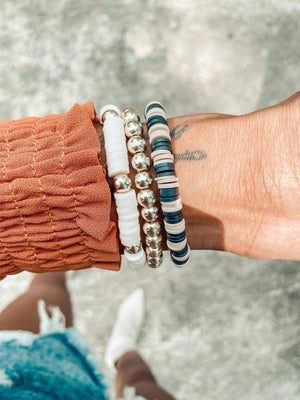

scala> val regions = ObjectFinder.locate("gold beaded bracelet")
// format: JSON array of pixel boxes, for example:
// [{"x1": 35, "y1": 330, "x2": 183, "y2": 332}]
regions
[{"x1": 121, "y1": 107, "x2": 163, "y2": 268}]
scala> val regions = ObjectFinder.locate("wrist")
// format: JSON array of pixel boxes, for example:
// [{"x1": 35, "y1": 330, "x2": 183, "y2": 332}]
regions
[
  {"x1": 167, "y1": 114, "x2": 239, "y2": 252},
  {"x1": 94, "y1": 114, "x2": 243, "y2": 254},
  {"x1": 169, "y1": 104, "x2": 299, "y2": 260}
]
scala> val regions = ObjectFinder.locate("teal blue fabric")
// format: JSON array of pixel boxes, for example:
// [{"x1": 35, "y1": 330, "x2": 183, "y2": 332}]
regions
[{"x1": 0, "y1": 328, "x2": 108, "y2": 400}]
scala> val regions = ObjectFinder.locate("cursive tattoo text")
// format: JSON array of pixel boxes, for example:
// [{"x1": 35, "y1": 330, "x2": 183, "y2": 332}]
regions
[
  {"x1": 170, "y1": 125, "x2": 189, "y2": 140},
  {"x1": 175, "y1": 150, "x2": 207, "y2": 162}
]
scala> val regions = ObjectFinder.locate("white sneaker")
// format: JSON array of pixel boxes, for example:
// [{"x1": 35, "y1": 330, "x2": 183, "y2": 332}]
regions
[{"x1": 105, "y1": 288, "x2": 145, "y2": 371}]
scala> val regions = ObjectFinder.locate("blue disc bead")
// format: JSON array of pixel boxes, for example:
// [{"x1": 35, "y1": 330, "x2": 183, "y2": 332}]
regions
[
  {"x1": 164, "y1": 211, "x2": 184, "y2": 224},
  {"x1": 151, "y1": 138, "x2": 172, "y2": 152},
  {"x1": 147, "y1": 115, "x2": 168, "y2": 129},
  {"x1": 154, "y1": 162, "x2": 175, "y2": 173},
  {"x1": 166, "y1": 231, "x2": 186, "y2": 243},
  {"x1": 156, "y1": 170, "x2": 176, "y2": 177},
  {"x1": 160, "y1": 196, "x2": 178, "y2": 202},
  {"x1": 159, "y1": 187, "x2": 179, "y2": 198},
  {"x1": 164, "y1": 210, "x2": 184, "y2": 219},
  {"x1": 170, "y1": 254, "x2": 190, "y2": 266},
  {"x1": 145, "y1": 102, "x2": 166, "y2": 117},
  {"x1": 171, "y1": 244, "x2": 189, "y2": 258}
]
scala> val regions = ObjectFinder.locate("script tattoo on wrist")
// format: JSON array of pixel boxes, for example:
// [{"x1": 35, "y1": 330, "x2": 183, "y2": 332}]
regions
[
  {"x1": 175, "y1": 150, "x2": 207, "y2": 162},
  {"x1": 170, "y1": 124, "x2": 189, "y2": 140}
]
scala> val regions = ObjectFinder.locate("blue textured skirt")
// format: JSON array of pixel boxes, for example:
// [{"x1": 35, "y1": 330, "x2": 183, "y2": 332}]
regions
[{"x1": 0, "y1": 300, "x2": 108, "y2": 400}]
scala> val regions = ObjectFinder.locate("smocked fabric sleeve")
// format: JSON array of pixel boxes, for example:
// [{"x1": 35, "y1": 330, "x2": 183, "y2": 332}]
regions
[{"x1": 0, "y1": 102, "x2": 121, "y2": 280}]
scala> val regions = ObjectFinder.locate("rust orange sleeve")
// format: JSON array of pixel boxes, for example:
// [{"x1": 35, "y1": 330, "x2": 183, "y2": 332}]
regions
[{"x1": 0, "y1": 102, "x2": 121, "y2": 280}]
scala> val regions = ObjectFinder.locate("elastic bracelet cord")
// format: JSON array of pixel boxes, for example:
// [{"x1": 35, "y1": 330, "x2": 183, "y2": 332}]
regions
[
  {"x1": 144, "y1": 101, "x2": 190, "y2": 267},
  {"x1": 121, "y1": 107, "x2": 163, "y2": 269},
  {"x1": 99, "y1": 105, "x2": 146, "y2": 270}
]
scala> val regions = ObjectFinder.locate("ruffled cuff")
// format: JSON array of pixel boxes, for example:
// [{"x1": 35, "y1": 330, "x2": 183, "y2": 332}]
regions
[{"x1": 0, "y1": 102, "x2": 121, "y2": 280}]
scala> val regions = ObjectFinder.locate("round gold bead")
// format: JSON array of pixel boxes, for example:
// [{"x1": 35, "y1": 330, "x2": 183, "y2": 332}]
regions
[
  {"x1": 125, "y1": 243, "x2": 143, "y2": 254},
  {"x1": 135, "y1": 171, "x2": 153, "y2": 189},
  {"x1": 102, "y1": 109, "x2": 119, "y2": 123},
  {"x1": 125, "y1": 121, "x2": 143, "y2": 138},
  {"x1": 141, "y1": 206, "x2": 159, "y2": 222},
  {"x1": 146, "y1": 246, "x2": 162, "y2": 258},
  {"x1": 143, "y1": 221, "x2": 161, "y2": 237},
  {"x1": 131, "y1": 153, "x2": 151, "y2": 172},
  {"x1": 147, "y1": 255, "x2": 163, "y2": 268},
  {"x1": 113, "y1": 174, "x2": 132, "y2": 193},
  {"x1": 146, "y1": 234, "x2": 162, "y2": 248},
  {"x1": 137, "y1": 189, "x2": 156, "y2": 208},
  {"x1": 127, "y1": 136, "x2": 147, "y2": 155},
  {"x1": 121, "y1": 107, "x2": 140, "y2": 124}
]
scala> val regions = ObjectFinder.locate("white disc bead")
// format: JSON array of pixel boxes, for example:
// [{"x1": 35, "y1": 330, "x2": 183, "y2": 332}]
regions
[
  {"x1": 102, "y1": 116, "x2": 129, "y2": 177},
  {"x1": 156, "y1": 176, "x2": 178, "y2": 185},
  {"x1": 145, "y1": 107, "x2": 167, "y2": 120},
  {"x1": 164, "y1": 219, "x2": 186, "y2": 234},
  {"x1": 166, "y1": 238, "x2": 187, "y2": 251},
  {"x1": 157, "y1": 181, "x2": 179, "y2": 189},
  {"x1": 149, "y1": 123, "x2": 170, "y2": 136},
  {"x1": 151, "y1": 149, "x2": 171, "y2": 160},
  {"x1": 114, "y1": 190, "x2": 141, "y2": 246},
  {"x1": 153, "y1": 155, "x2": 175, "y2": 166},
  {"x1": 161, "y1": 207, "x2": 183, "y2": 216},
  {"x1": 124, "y1": 249, "x2": 146, "y2": 270},
  {"x1": 148, "y1": 129, "x2": 171, "y2": 144},
  {"x1": 161, "y1": 197, "x2": 183, "y2": 212}
]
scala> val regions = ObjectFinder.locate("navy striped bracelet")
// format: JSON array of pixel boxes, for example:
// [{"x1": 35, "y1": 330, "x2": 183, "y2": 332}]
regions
[{"x1": 144, "y1": 101, "x2": 190, "y2": 267}]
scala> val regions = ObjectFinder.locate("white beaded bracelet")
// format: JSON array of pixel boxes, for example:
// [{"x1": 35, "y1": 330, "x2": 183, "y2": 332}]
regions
[{"x1": 100, "y1": 104, "x2": 146, "y2": 270}]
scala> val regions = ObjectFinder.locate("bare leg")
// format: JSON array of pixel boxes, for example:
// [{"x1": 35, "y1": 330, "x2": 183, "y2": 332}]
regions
[
  {"x1": 115, "y1": 351, "x2": 176, "y2": 400},
  {"x1": 0, "y1": 272, "x2": 73, "y2": 333}
]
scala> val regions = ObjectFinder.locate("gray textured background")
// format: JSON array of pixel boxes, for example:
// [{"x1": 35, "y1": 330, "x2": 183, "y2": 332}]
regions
[{"x1": 0, "y1": 1, "x2": 300, "y2": 399}]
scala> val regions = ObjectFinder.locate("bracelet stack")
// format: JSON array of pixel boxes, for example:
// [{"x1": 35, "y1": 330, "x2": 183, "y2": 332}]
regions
[
  {"x1": 144, "y1": 101, "x2": 190, "y2": 268},
  {"x1": 121, "y1": 107, "x2": 163, "y2": 269},
  {"x1": 99, "y1": 101, "x2": 190, "y2": 269}
]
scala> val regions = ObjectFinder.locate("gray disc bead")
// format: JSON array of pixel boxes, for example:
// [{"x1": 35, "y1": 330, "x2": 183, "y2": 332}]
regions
[
  {"x1": 135, "y1": 171, "x2": 153, "y2": 189},
  {"x1": 127, "y1": 136, "x2": 147, "y2": 155},
  {"x1": 141, "y1": 206, "x2": 159, "y2": 222},
  {"x1": 125, "y1": 121, "x2": 143, "y2": 138},
  {"x1": 143, "y1": 221, "x2": 161, "y2": 237},
  {"x1": 146, "y1": 234, "x2": 162, "y2": 248},
  {"x1": 121, "y1": 107, "x2": 140, "y2": 124},
  {"x1": 113, "y1": 174, "x2": 132, "y2": 193},
  {"x1": 137, "y1": 189, "x2": 156, "y2": 207},
  {"x1": 131, "y1": 153, "x2": 150, "y2": 172}
]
